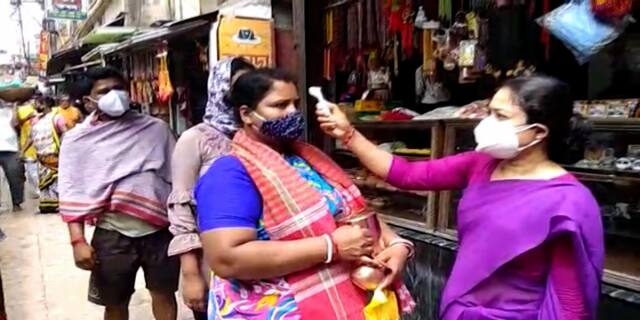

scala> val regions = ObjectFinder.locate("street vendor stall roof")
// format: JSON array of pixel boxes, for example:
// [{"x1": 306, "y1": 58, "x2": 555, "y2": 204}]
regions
[
  {"x1": 81, "y1": 26, "x2": 142, "y2": 45},
  {"x1": 81, "y1": 43, "x2": 119, "y2": 62},
  {"x1": 46, "y1": 27, "x2": 141, "y2": 76},
  {"x1": 46, "y1": 45, "x2": 93, "y2": 76},
  {"x1": 103, "y1": 19, "x2": 213, "y2": 56}
]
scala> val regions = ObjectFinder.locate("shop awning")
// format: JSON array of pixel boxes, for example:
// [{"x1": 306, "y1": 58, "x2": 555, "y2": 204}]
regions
[
  {"x1": 81, "y1": 43, "x2": 119, "y2": 62},
  {"x1": 103, "y1": 19, "x2": 212, "y2": 56},
  {"x1": 46, "y1": 45, "x2": 93, "y2": 76},
  {"x1": 47, "y1": 26, "x2": 141, "y2": 76},
  {"x1": 81, "y1": 26, "x2": 141, "y2": 46},
  {"x1": 62, "y1": 60, "x2": 102, "y2": 74}
]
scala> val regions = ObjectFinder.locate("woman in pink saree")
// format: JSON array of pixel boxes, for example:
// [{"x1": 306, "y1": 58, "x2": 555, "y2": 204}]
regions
[{"x1": 317, "y1": 76, "x2": 604, "y2": 320}]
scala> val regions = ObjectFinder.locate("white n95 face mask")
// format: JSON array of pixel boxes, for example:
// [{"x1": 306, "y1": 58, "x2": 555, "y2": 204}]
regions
[
  {"x1": 474, "y1": 116, "x2": 540, "y2": 159},
  {"x1": 97, "y1": 90, "x2": 130, "y2": 117}
]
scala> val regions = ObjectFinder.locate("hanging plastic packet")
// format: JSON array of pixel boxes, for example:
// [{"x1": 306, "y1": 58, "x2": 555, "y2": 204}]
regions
[
  {"x1": 458, "y1": 40, "x2": 477, "y2": 67},
  {"x1": 537, "y1": 0, "x2": 632, "y2": 64}
]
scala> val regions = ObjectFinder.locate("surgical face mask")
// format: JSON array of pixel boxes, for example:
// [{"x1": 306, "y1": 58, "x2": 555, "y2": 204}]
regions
[
  {"x1": 252, "y1": 110, "x2": 305, "y2": 142},
  {"x1": 474, "y1": 116, "x2": 541, "y2": 159},
  {"x1": 91, "y1": 90, "x2": 130, "y2": 117}
]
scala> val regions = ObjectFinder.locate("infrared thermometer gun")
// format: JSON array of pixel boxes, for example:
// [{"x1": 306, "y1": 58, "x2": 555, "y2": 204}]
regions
[{"x1": 308, "y1": 86, "x2": 332, "y2": 117}]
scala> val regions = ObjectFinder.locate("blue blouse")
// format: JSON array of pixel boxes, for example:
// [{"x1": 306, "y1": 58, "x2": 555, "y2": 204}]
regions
[{"x1": 196, "y1": 155, "x2": 343, "y2": 239}]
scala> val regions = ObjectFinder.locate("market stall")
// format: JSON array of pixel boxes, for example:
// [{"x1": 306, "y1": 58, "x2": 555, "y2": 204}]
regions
[{"x1": 101, "y1": 18, "x2": 213, "y2": 132}]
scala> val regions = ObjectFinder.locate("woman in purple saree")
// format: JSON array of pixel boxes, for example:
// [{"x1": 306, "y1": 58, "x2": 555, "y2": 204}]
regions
[{"x1": 317, "y1": 76, "x2": 604, "y2": 320}]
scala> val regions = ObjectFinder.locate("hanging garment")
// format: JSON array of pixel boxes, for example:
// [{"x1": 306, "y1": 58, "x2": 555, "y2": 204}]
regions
[
  {"x1": 592, "y1": 0, "x2": 632, "y2": 21},
  {"x1": 347, "y1": 4, "x2": 359, "y2": 50},
  {"x1": 365, "y1": 0, "x2": 379, "y2": 46},
  {"x1": 157, "y1": 51, "x2": 174, "y2": 104},
  {"x1": 439, "y1": 0, "x2": 453, "y2": 24},
  {"x1": 387, "y1": 0, "x2": 403, "y2": 33},
  {"x1": 488, "y1": 4, "x2": 527, "y2": 70},
  {"x1": 400, "y1": 3, "x2": 414, "y2": 57}
]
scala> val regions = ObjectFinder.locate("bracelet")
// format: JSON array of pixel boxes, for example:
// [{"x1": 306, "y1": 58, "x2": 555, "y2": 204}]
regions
[
  {"x1": 70, "y1": 237, "x2": 87, "y2": 247},
  {"x1": 388, "y1": 238, "x2": 415, "y2": 259},
  {"x1": 322, "y1": 234, "x2": 333, "y2": 264},
  {"x1": 341, "y1": 126, "x2": 356, "y2": 147},
  {"x1": 328, "y1": 233, "x2": 339, "y2": 262}
]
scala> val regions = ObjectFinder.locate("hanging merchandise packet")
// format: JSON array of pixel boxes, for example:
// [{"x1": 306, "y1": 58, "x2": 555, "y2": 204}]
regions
[{"x1": 537, "y1": 0, "x2": 632, "y2": 64}]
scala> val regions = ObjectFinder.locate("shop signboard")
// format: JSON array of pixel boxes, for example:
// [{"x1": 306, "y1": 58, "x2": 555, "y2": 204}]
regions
[
  {"x1": 38, "y1": 31, "x2": 49, "y2": 73},
  {"x1": 47, "y1": 0, "x2": 87, "y2": 20},
  {"x1": 217, "y1": 16, "x2": 274, "y2": 68}
]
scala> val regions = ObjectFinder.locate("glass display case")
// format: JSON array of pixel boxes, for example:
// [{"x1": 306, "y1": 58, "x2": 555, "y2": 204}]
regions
[
  {"x1": 438, "y1": 118, "x2": 640, "y2": 292},
  {"x1": 563, "y1": 119, "x2": 640, "y2": 292},
  {"x1": 330, "y1": 120, "x2": 443, "y2": 232}
]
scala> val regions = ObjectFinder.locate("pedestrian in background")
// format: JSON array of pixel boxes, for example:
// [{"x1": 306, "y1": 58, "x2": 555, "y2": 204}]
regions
[
  {"x1": 0, "y1": 98, "x2": 24, "y2": 212},
  {"x1": 25, "y1": 96, "x2": 66, "y2": 213},
  {"x1": 59, "y1": 67, "x2": 178, "y2": 320},
  {"x1": 16, "y1": 96, "x2": 39, "y2": 198},
  {"x1": 55, "y1": 93, "x2": 83, "y2": 129},
  {"x1": 168, "y1": 57, "x2": 253, "y2": 320}
]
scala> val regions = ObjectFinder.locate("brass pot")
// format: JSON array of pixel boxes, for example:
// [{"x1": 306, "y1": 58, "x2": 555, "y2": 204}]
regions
[
  {"x1": 335, "y1": 211, "x2": 380, "y2": 240},
  {"x1": 351, "y1": 265, "x2": 386, "y2": 291},
  {"x1": 336, "y1": 211, "x2": 386, "y2": 290}
]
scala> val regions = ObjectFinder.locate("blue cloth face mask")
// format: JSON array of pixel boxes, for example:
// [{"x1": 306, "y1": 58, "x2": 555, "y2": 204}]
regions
[{"x1": 252, "y1": 111, "x2": 305, "y2": 142}]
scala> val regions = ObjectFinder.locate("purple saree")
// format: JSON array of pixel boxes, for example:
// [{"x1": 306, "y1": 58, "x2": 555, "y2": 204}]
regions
[
  {"x1": 386, "y1": 152, "x2": 604, "y2": 320},
  {"x1": 441, "y1": 176, "x2": 604, "y2": 319}
]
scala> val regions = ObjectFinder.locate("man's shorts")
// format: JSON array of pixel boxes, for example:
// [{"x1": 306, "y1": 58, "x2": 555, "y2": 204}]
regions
[{"x1": 88, "y1": 227, "x2": 179, "y2": 306}]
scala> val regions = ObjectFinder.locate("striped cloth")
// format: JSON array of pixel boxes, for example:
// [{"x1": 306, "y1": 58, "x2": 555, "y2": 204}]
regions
[
  {"x1": 58, "y1": 111, "x2": 175, "y2": 227},
  {"x1": 232, "y1": 130, "x2": 415, "y2": 320}
]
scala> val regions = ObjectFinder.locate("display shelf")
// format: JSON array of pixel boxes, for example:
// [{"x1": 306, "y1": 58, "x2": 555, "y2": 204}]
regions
[
  {"x1": 604, "y1": 269, "x2": 640, "y2": 293},
  {"x1": 335, "y1": 148, "x2": 430, "y2": 162},
  {"x1": 376, "y1": 210, "x2": 431, "y2": 233},
  {"x1": 352, "y1": 119, "x2": 440, "y2": 130},
  {"x1": 565, "y1": 167, "x2": 640, "y2": 185},
  {"x1": 589, "y1": 118, "x2": 640, "y2": 132},
  {"x1": 607, "y1": 229, "x2": 640, "y2": 241},
  {"x1": 328, "y1": 119, "x2": 442, "y2": 231},
  {"x1": 350, "y1": 173, "x2": 430, "y2": 197}
]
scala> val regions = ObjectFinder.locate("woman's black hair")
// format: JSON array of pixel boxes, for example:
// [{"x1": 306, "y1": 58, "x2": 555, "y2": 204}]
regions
[
  {"x1": 226, "y1": 68, "x2": 296, "y2": 122},
  {"x1": 230, "y1": 57, "x2": 255, "y2": 78},
  {"x1": 502, "y1": 76, "x2": 590, "y2": 164},
  {"x1": 36, "y1": 96, "x2": 56, "y2": 111}
]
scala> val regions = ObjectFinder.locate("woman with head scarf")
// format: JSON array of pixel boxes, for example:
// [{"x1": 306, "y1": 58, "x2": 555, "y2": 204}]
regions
[{"x1": 167, "y1": 57, "x2": 254, "y2": 320}]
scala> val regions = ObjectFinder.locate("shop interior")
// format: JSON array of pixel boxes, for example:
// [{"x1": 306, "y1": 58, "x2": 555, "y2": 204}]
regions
[{"x1": 309, "y1": 0, "x2": 640, "y2": 294}]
